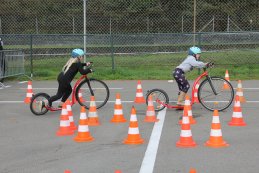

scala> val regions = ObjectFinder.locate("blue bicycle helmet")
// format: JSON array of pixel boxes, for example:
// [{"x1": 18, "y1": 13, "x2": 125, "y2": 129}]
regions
[
  {"x1": 71, "y1": 49, "x2": 85, "y2": 58},
  {"x1": 188, "y1": 46, "x2": 201, "y2": 55}
]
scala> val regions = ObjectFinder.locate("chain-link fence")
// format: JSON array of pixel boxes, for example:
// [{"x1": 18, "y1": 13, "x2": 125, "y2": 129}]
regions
[{"x1": 0, "y1": 0, "x2": 258, "y2": 78}]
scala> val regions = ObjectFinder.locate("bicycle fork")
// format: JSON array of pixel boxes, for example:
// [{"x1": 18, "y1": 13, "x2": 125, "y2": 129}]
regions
[{"x1": 207, "y1": 76, "x2": 218, "y2": 95}]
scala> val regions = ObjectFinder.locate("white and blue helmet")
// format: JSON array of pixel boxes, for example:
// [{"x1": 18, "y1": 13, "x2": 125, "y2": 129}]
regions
[
  {"x1": 188, "y1": 46, "x2": 201, "y2": 55},
  {"x1": 71, "y1": 49, "x2": 85, "y2": 58}
]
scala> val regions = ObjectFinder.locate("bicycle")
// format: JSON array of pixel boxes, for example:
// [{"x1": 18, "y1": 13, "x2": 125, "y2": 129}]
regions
[
  {"x1": 30, "y1": 63, "x2": 110, "y2": 116},
  {"x1": 146, "y1": 62, "x2": 234, "y2": 112}
]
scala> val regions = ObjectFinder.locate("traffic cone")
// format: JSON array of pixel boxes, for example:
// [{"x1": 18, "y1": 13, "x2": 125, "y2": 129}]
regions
[
  {"x1": 193, "y1": 82, "x2": 199, "y2": 103},
  {"x1": 205, "y1": 108, "x2": 229, "y2": 148},
  {"x1": 189, "y1": 168, "x2": 197, "y2": 173},
  {"x1": 24, "y1": 81, "x2": 33, "y2": 104},
  {"x1": 179, "y1": 95, "x2": 196, "y2": 125},
  {"x1": 74, "y1": 106, "x2": 94, "y2": 142},
  {"x1": 66, "y1": 99, "x2": 77, "y2": 131},
  {"x1": 223, "y1": 70, "x2": 230, "y2": 90},
  {"x1": 88, "y1": 96, "x2": 100, "y2": 126},
  {"x1": 176, "y1": 106, "x2": 196, "y2": 147},
  {"x1": 111, "y1": 93, "x2": 127, "y2": 123},
  {"x1": 123, "y1": 106, "x2": 144, "y2": 144},
  {"x1": 114, "y1": 170, "x2": 122, "y2": 173},
  {"x1": 228, "y1": 95, "x2": 246, "y2": 126},
  {"x1": 144, "y1": 95, "x2": 159, "y2": 122},
  {"x1": 134, "y1": 80, "x2": 145, "y2": 104},
  {"x1": 56, "y1": 103, "x2": 74, "y2": 136},
  {"x1": 236, "y1": 80, "x2": 246, "y2": 103},
  {"x1": 64, "y1": 170, "x2": 71, "y2": 173},
  {"x1": 78, "y1": 89, "x2": 85, "y2": 103}
]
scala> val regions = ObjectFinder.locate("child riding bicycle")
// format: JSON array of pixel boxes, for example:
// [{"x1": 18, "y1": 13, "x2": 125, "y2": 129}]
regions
[
  {"x1": 173, "y1": 46, "x2": 208, "y2": 106},
  {"x1": 37, "y1": 48, "x2": 93, "y2": 109}
]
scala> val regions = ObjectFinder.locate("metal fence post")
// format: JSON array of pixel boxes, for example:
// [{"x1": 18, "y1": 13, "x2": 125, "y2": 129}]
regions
[
  {"x1": 30, "y1": 34, "x2": 33, "y2": 77},
  {"x1": 110, "y1": 17, "x2": 115, "y2": 71}
]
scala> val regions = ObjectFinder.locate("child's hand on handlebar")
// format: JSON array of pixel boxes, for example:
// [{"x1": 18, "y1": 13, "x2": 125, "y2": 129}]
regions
[{"x1": 86, "y1": 62, "x2": 93, "y2": 66}]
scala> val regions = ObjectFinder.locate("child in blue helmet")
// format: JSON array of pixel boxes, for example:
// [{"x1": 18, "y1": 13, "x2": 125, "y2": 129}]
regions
[
  {"x1": 173, "y1": 46, "x2": 208, "y2": 106},
  {"x1": 39, "y1": 49, "x2": 92, "y2": 109}
]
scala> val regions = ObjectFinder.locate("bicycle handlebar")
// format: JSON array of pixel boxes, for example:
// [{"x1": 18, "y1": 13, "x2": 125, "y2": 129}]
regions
[{"x1": 203, "y1": 62, "x2": 214, "y2": 71}]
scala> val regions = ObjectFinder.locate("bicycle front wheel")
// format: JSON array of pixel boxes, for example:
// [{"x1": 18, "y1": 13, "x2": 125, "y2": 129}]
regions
[
  {"x1": 30, "y1": 93, "x2": 50, "y2": 116},
  {"x1": 146, "y1": 89, "x2": 169, "y2": 112},
  {"x1": 198, "y1": 77, "x2": 234, "y2": 111},
  {"x1": 76, "y1": 78, "x2": 110, "y2": 109}
]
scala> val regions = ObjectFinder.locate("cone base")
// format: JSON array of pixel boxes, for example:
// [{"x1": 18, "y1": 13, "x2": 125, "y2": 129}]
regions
[
  {"x1": 228, "y1": 121, "x2": 246, "y2": 126},
  {"x1": 56, "y1": 129, "x2": 74, "y2": 136},
  {"x1": 74, "y1": 136, "x2": 94, "y2": 142},
  {"x1": 176, "y1": 139, "x2": 197, "y2": 148},
  {"x1": 205, "y1": 140, "x2": 229, "y2": 148},
  {"x1": 70, "y1": 125, "x2": 77, "y2": 131},
  {"x1": 123, "y1": 136, "x2": 144, "y2": 145},
  {"x1": 144, "y1": 117, "x2": 159, "y2": 122},
  {"x1": 111, "y1": 118, "x2": 127, "y2": 123}
]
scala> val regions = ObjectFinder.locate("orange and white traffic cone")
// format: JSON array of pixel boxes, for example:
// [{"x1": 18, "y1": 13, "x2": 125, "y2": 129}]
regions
[
  {"x1": 74, "y1": 106, "x2": 94, "y2": 142},
  {"x1": 176, "y1": 106, "x2": 196, "y2": 147},
  {"x1": 193, "y1": 82, "x2": 200, "y2": 103},
  {"x1": 179, "y1": 95, "x2": 196, "y2": 125},
  {"x1": 123, "y1": 106, "x2": 144, "y2": 144},
  {"x1": 64, "y1": 170, "x2": 71, "y2": 173},
  {"x1": 236, "y1": 80, "x2": 246, "y2": 103},
  {"x1": 88, "y1": 96, "x2": 100, "y2": 126},
  {"x1": 189, "y1": 168, "x2": 197, "y2": 173},
  {"x1": 228, "y1": 95, "x2": 246, "y2": 126},
  {"x1": 78, "y1": 89, "x2": 85, "y2": 103},
  {"x1": 56, "y1": 103, "x2": 74, "y2": 136},
  {"x1": 24, "y1": 81, "x2": 33, "y2": 104},
  {"x1": 111, "y1": 93, "x2": 127, "y2": 123},
  {"x1": 205, "y1": 108, "x2": 229, "y2": 148},
  {"x1": 66, "y1": 99, "x2": 77, "y2": 131},
  {"x1": 134, "y1": 80, "x2": 145, "y2": 104},
  {"x1": 144, "y1": 95, "x2": 159, "y2": 122},
  {"x1": 223, "y1": 70, "x2": 230, "y2": 90}
]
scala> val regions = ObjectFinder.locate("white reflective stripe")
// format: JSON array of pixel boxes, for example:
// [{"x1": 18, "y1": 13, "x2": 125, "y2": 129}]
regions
[
  {"x1": 194, "y1": 93, "x2": 198, "y2": 97},
  {"x1": 185, "y1": 100, "x2": 190, "y2": 105},
  {"x1": 233, "y1": 112, "x2": 242, "y2": 118},
  {"x1": 27, "y1": 93, "x2": 33, "y2": 97},
  {"x1": 78, "y1": 125, "x2": 89, "y2": 132},
  {"x1": 60, "y1": 120, "x2": 69, "y2": 127},
  {"x1": 180, "y1": 130, "x2": 192, "y2": 137},
  {"x1": 130, "y1": 114, "x2": 137, "y2": 121},
  {"x1": 136, "y1": 93, "x2": 143, "y2": 97},
  {"x1": 137, "y1": 85, "x2": 142, "y2": 89},
  {"x1": 235, "y1": 101, "x2": 241, "y2": 107},
  {"x1": 61, "y1": 109, "x2": 68, "y2": 115},
  {"x1": 69, "y1": 116, "x2": 74, "y2": 122},
  {"x1": 80, "y1": 112, "x2": 87, "y2": 119},
  {"x1": 146, "y1": 111, "x2": 155, "y2": 116},
  {"x1": 148, "y1": 101, "x2": 153, "y2": 106},
  {"x1": 128, "y1": 127, "x2": 139, "y2": 134},
  {"x1": 182, "y1": 117, "x2": 190, "y2": 124},
  {"x1": 210, "y1": 129, "x2": 222, "y2": 137},
  {"x1": 90, "y1": 101, "x2": 96, "y2": 107},
  {"x1": 88, "y1": 112, "x2": 97, "y2": 117},
  {"x1": 212, "y1": 116, "x2": 220, "y2": 123},
  {"x1": 225, "y1": 74, "x2": 229, "y2": 77},
  {"x1": 114, "y1": 109, "x2": 123, "y2": 114},
  {"x1": 237, "y1": 83, "x2": 242, "y2": 88},
  {"x1": 78, "y1": 93, "x2": 82, "y2": 96},
  {"x1": 236, "y1": 91, "x2": 243, "y2": 96},
  {"x1": 116, "y1": 99, "x2": 121, "y2": 104},
  {"x1": 28, "y1": 85, "x2": 32, "y2": 89},
  {"x1": 188, "y1": 110, "x2": 192, "y2": 115},
  {"x1": 66, "y1": 105, "x2": 72, "y2": 111}
]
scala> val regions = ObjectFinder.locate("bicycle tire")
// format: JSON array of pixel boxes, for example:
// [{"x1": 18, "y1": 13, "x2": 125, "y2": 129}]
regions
[
  {"x1": 198, "y1": 77, "x2": 234, "y2": 111},
  {"x1": 30, "y1": 93, "x2": 50, "y2": 116},
  {"x1": 146, "y1": 89, "x2": 169, "y2": 112},
  {"x1": 76, "y1": 78, "x2": 110, "y2": 109}
]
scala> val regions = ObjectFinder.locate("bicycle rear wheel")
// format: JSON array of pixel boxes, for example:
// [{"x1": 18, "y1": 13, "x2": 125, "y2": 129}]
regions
[
  {"x1": 76, "y1": 78, "x2": 110, "y2": 109},
  {"x1": 30, "y1": 93, "x2": 50, "y2": 115},
  {"x1": 146, "y1": 89, "x2": 169, "y2": 112},
  {"x1": 198, "y1": 77, "x2": 234, "y2": 111}
]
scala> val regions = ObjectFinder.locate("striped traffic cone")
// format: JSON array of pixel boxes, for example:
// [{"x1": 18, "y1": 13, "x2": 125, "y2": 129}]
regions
[
  {"x1": 74, "y1": 106, "x2": 94, "y2": 142},
  {"x1": 134, "y1": 80, "x2": 145, "y2": 104},
  {"x1": 78, "y1": 89, "x2": 85, "y2": 103},
  {"x1": 179, "y1": 95, "x2": 196, "y2": 125},
  {"x1": 176, "y1": 106, "x2": 196, "y2": 147},
  {"x1": 56, "y1": 103, "x2": 74, "y2": 136},
  {"x1": 123, "y1": 106, "x2": 144, "y2": 144},
  {"x1": 144, "y1": 95, "x2": 159, "y2": 122},
  {"x1": 66, "y1": 99, "x2": 77, "y2": 131},
  {"x1": 205, "y1": 109, "x2": 229, "y2": 148},
  {"x1": 111, "y1": 93, "x2": 127, "y2": 123},
  {"x1": 236, "y1": 80, "x2": 246, "y2": 103},
  {"x1": 88, "y1": 96, "x2": 100, "y2": 126},
  {"x1": 223, "y1": 70, "x2": 230, "y2": 90},
  {"x1": 24, "y1": 81, "x2": 33, "y2": 104},
  {"x1": 193, "y1": 82, "x2": 199, "y2": 103},
  {"x1": 228, "y1": 95, "x2": 246, "y2": 126}
]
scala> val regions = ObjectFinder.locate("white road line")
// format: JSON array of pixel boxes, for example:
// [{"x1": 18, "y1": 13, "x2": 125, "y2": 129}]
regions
[
  {"x1": 234, "y1": 88, "x2": 259, "y2": 90},
  {"x1": 139, "y1": 108, "x2": 167, "y2": 173},
  {"x1": 19, "y1": 81, "x2": 28, "y2": 84},
  {"x1": 19, "y1": 88, "x2": 123, "y2": 90}
]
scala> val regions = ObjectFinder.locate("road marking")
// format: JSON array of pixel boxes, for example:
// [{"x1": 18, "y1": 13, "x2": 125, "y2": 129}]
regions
[
  {"x1": 139, "y1": 108, "x2": 167, "y2": 173},
  {"x1": 19, "y1": 81, "x2": 28, "y2": 84},
  {"x1": 19, "y1": 87, "x2": 123, "y2": 90},
  {"x1": 234, "y1": 88, "x2": 259, "y2": 90}
]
